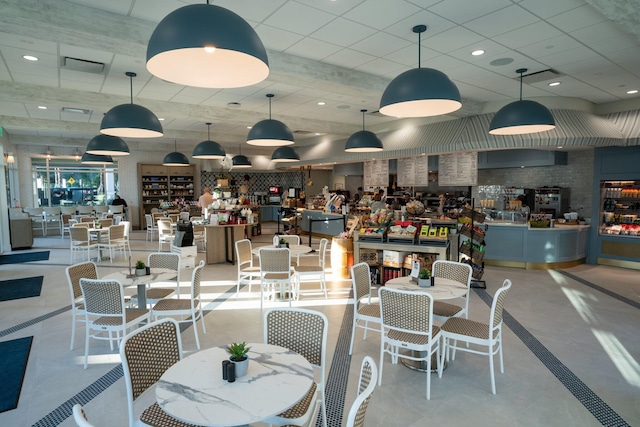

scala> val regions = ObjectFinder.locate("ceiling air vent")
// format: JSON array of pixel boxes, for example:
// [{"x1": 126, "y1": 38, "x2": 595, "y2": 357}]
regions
[
  {"x1": 516, "y1": 69, "x2": 563, "y2": 84},
  {"x1": 62, "y1": 57, "x2": 105, "y2": 74},
  {"x1": 62, "y1": 107, "x2": 92, "y2": 115}
]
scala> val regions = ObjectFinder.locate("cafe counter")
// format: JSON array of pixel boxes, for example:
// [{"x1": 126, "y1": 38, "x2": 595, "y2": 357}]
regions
[{"x1": 204, "y1": 223, "x2": 250, "y2": 264}]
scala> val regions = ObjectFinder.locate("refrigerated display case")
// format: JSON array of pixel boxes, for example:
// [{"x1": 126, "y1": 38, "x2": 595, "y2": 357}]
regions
[{"x1": 599, "y1": 180, "x2": 640, "y2": 237}]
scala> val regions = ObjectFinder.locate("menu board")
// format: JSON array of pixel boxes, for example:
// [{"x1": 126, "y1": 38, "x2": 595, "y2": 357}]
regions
[
  {"x1": 397, "y1": 156, "x2": 430, "y2": 187},
  {"x1": 363, "y1": 159, "x2": 389, "y2": 187},
  {"x1": 438, "y1": 152, "x2": 478, "y2": 186}
]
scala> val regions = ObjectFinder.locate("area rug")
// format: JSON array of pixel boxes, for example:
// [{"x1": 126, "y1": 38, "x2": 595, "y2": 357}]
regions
[
  {"x1": 0, "y1": 276, "x2": 44, "y2": 302},
  {"x1": 0, "y1": 336, "x2": 33, "y2": 413},
  {"x1": 0, "y1": 251, "x2": 50, "y2": 265}
]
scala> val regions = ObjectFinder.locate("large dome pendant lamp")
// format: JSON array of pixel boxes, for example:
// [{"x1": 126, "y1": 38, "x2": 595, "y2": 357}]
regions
[
  {"x1": 380, "y1": 25, "x2": 462, "y2": 118},
  {"x1": 232, "y1": 145, "x2": 252, "y2": 168},
  {"x1": 489, "y1": 68, "x2": 555, "y2": 135},
  {"x1": 271, "y1": 146, "x2": 300, "y2": 163},
  {"x1": 100, "y1": 72, "x2": 163, "y2": 138},
  {"x1": 247, "y1": 94, "x2": 295, "y2": 146},
  {"x1": 86, "y1": 134, "x2": 130, "y2": 156},
  {"x1": 163, "y1": 140, "x2": 190, "y2": 166},
  {"x1": 192, "y1": 122, "x2": 226, "y2": 159},
  {"x1": 345, "y1": 109, "x2": 384, "y2": 152},
  {"x1": 81, "y1": 152, "x2": 114, "y2": 164},
  {"x1": 146, "y1": 1, "x2": 269, "y2": 89}
]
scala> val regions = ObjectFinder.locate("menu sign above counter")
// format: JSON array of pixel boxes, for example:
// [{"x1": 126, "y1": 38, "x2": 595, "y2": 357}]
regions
[
  {"x1": 364, "y1": 159, "x2": 389, "y2": 187},
  {"x1": 397, "y1": 156, "x2": 430, "y2": 187},
  {"x1": 438, "y1": 152, "x2": 478, "y2": 186}
]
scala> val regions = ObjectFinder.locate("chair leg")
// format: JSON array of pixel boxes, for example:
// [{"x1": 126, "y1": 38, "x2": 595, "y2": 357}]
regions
[
  {"x1": 489, "y1": 343, "x2": 496, "y2": 395},
  {"x1": 83, "y1": 327, "x2": 90, "y2": 369},
  {"x1": 70, "y1": 314, "x2": 76, "y2": 351},
  {"x1": 349, "y1": 315, "x2": 357, "y2": 355},
  {"x1": 192, "y1": 316, "x2": 200, "y2": 350}
]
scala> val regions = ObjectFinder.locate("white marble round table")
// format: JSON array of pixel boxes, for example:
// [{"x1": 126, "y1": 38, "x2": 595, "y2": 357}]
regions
[
  {"x1": 384, "y1": 276, "x2": 468, "y2": 300},
  {"x1": 156, "y1": 343, "x2": 314, "y2": 427},
  {"x1": 102, "y1": 268, "x2": 176, "y2": 308},
  {"x1": 252, "y1": 244, "x2": 313, "y2": 258}
]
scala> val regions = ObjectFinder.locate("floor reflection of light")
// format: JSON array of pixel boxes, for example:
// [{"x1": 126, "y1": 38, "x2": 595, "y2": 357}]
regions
[
  {"x1": 547, "y1": 269, "x2": 568, "y2": 285},
  {"x1": 74, "y1": 354, "x2": 121, "y2": 367},
  {"x1": 592, "y1": 329, "x2": 640, "y2": 388},
  {"x1": 561, "y1": 287, "x2": 599, "y2": 325}
]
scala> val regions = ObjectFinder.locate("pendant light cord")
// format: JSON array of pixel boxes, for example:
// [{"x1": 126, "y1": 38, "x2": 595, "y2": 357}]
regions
[
  {"x1": 361, "y1": 109, "x2": 367, "y2": 130},
  {"x1": 206, "y1": 122, "x2": 212, "y2": 140},
  {"x1": 516, "y1": 68, "x2": 527, "y2": 101},
  {"x1": 418, "y1": 30, "x2": 421, "y2": 69}
]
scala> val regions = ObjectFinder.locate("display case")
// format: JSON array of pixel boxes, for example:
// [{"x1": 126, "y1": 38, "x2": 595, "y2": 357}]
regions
[{"x1": 599, "y1": 180, "x2": 640, "y2": 237}]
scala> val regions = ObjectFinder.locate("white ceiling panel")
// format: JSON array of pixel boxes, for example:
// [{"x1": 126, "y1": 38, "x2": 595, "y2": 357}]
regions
[
  {"x1": 463, "y1": 5, "x2": 540, "y2": 38},
  {"x1": 349, "y1": 32, "x2": 412, "y2": 57},
  {"x1": 547, "y1": 4, "x2": 608, "y2": 33},
  {"x1": 295, "y1": 0, "x2": 365, "y2": 16},
  {"x1": 255, "y1": 25, "x2": 304, "y2": 52},
  {"x1": 212, "y1": 0, "x2": 288, "y2": 23},
  {"x1": 323, "y1": 48, "x2": 377, "y2": 69},
  {"x1": 284, "y1": 38, "x2": 343, "y2": 61},
  {"x1": 343, "y1": 0, "x2": 421, "y2": 30},
  {"x1": 492, "y1": 21, "x2": 564, "y2": 50},
  {"x1": 383, "y1": 10, "x2": 457, "y2": 41},
  {"x1": 518, "y1": 0, "x2": 584, "y2": 19},
  {"x1": 263, "y1": 2, "x2": 335, "y2": 36},
  {"x1": 0, "y1": 101, "x2": 28, "y2": 117},
  {"x1": 425, "y1": 27, "x2": 486, "y2": 54},
  {"x1": 308, "y1": 17, "x2": 377, "y2": 47},
  {"x1": 428, "y1": 0, "x2": 512, "y2": 24},
  {"x1": 0, "y1": 32, "x2": 58, "y2": 54},
  {"x1": 354, "y1": 57, "x2": 406, "y2": 76}
]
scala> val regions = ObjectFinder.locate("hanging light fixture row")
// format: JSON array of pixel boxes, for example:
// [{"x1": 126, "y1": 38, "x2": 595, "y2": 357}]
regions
[
  {"x1": 345, "y1": 109, "x2": 383, "y2": 152},
  {"x1": 86, "y1": 134, "x2": 130, "y2": 156},
  {"x1": 100, "y1": 72, "x2": 163, "y2": 138},
  {"x1": 489, "y1": 68, "x2": 556, "y2": 135},
  {"x1": 193, "y1": 122, "x2": 226, "y2": 159},
  {"x1": 247, "y1": 94, "x2": 295, "y2": 147},
  {"x1": 81, "y1": 152, "x2": 114, "y2": 164},
  {"x1": 271, "y1": 146, "x2": 299, "y2": 163},
  {"x1": 163, "y1": 140, "x2": 190, "y2": 166},
  {"x1": 232, "y1": 144, "x2": 252, "y2": 168},
  {"x1": 147, "y1": 1, "x2": 269, "y2": 88}
]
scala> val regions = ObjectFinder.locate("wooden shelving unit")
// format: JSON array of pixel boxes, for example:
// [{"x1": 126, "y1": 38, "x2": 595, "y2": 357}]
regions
[{"x1": 138, "y1": 164, "x2": 195, "y2": 226}]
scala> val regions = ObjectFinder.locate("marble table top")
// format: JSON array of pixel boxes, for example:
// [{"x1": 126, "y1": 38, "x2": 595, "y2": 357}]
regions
[
  {"x1": 156, "y1": 343, "x2": 314, "y2": 426},
  {"x1": 102, "y1": 268, "x2": 176, "y2": 287},
  {"x1": 385, "y1": 276, "x2": 468, "y2": 300},
  {"x1": 252, "y1": 244, "x2": 313, "y2": 257}
]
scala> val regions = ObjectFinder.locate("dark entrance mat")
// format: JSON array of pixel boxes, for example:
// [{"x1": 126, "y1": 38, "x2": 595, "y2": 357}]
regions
[
  {"x1": 0, "y1": 251, "x2": 50, "y2": 265},
  {"x1": 0, "y1": 336, "x2": 33, "y2": 413},
  {"x1": 0, "y1": 276, "x2": 44, "y2": 302}
]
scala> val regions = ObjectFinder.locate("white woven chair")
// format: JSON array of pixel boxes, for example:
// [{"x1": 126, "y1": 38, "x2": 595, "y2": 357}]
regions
[
  {"x1": 345, "y1": 356, "x2": 378, "y2": 427},
  {"x1": 378, "y1": 287, "x2": 442, "y2": 400},
  {"x1": 130, "y1": 253, "x2": 179, "y2": 308},
  {"x1": 120, "y1": 318, "x2": 194, "y2": 427},
  {"x1": 120, "y1": 221, "x2": 132, "y2": 257},
  {"x1": 293, "y1": 238, "x2": 329, "y2": 299},
  {"x1": 235, "y1": 239, "x2": 260, "y2": 296},
  {"x1": 145, "y1": 214, "x2": 158, "y2": 241},
  {"x1": 273, "y1": 234, "x2": 301, "y2": 264},
  {"x1": 65, "y1": 261, "x2": 97, "y2": 350},
  {"x1": 431, "y1": 260, "x2": 473, "y2": 322},
  {"x1": 441, "y1": 279, "x2": 512, "y2": 394},
  {"x1": 348, "y1": 262, "x2": 382, "y2": 355},
  {"x1": 72, "y1": 404, "x2": 96, "y2": 427},
  {"x1": 157, "y1": 219, "x2": 174, "y2": 252},
  {"x1": 97, "y1": 224, "x2": 126, "y2": 263},
  {"x1": 61, "y1": 214, "x2": 74, "y2": 239},
  {"x1": 263, "y1": 308, "x2": 328, "y2": 427},
  {"x1": 70, "y1": 226, "x2": 99, "y2": 264},
  {"x1": 43, "y1": 206, "x2": 62, "y2": 236},
  {"x1": 259, "y1": 248, "x2": 294, "y2": 310},
  {"x1": 152, "y1": 261, "x2": 206, "y2": 350},
  {"x1": 79, "y1": 278, "x2": 149, "y2": 369}
]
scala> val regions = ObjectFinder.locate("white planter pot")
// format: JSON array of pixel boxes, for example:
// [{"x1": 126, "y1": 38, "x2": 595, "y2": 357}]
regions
[
  {"x1": 135, "y1": 268, "x2": 146, "y2": 277},
  {"x1": 231, "y1": 357, "x2": 249, "y2": 377}
]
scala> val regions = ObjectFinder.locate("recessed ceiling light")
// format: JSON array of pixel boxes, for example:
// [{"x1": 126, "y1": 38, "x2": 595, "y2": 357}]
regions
[
  {"x1": 548, "y1": 82, "x2": 561, "y2": 87},
  {"x1": 317, "y1": 101, "x2": 326, "y2": 106},
  {"x1": 627, "y1": 89, "x2": 638, "y2": 94},
  {"x1": 315, "y1": 133, "x2": 321, "y2": 136},
  {"x1": 471, "y1": 49, "x2": 485, "y2": 56},
  {"x1": 557, "y1": 146, "x2": 563, "y2": 149},
  {"x1": 22, "y1": 55, "x2": 38, "y2": 61},
  {"x1": 158, "y1": 117, "x2": 165, "y2": 121},
  {"x1": 247, "y1": 126, "x2": 252, "y2": 129},
  {"x1": 37, "y1": 106, "x2": 47, "y2": 110}
]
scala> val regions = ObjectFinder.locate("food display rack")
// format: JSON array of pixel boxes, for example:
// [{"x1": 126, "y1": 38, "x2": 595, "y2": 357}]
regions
[{"x1": 458, "y1": 203, "x2": 487, "y2": 288}]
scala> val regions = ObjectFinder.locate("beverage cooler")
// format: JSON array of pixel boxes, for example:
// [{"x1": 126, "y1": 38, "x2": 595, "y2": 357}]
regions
[{"x1": 534, "y1": 187, "x2": 570, "y2": 218}]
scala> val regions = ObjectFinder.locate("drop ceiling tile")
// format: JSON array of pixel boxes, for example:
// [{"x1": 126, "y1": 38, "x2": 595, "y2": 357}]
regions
[
  {"x1": 66, "y1": 0, "x2": 134, "y2": 16},
  {"x1": 295, "y1": 0, "x2": 365, "y2": 15},
  {"x1": 211, "y1": 0, "x2": 288, "y2": 23},
  {"x1": 285, "y1": 38, "x2": 342, "y2": 61},
  {"x1": 547, "y1": 4, "x2": 607, "y2": 33},
  {"x1": 447, "y1": 39, "x2": 510, "y2": 62},
  {"x1": 517, "y1": 34, "x2": 584, "y2": 59},
  {"x1": 0, "y1": 32, "x2": 58, "y2": 54},
  {"x1": 425, "y1": 27, "x2": 486, "y2": 54},
  {"x1": 422, "y1": 55, "x2": 469, "y2": 72},
  {"x1": 570, "y1": 20, "x2": 626, "y2": 46},
  {"x1": 492, "y1": 21, "x2": 564, "y2": 50},
  {"x1": 323, "y1": 48, "x2": 377, "y2": 69},
  {"x1": 309, "y1": 17, "x2": 376, "y2": 47},
  {"x1": 0, "y1": 101, "x2": 28, "y2": 118},
  {"x1": 349, "y1": 31, "x2": 412, "y2": 57},
  {"x1": 537, "y1": 45, "x2": 602, "y2": 67},
  {"x1": 383, "y1": 44, "x2": 440, "y2": 67},
  {"x1": 383, "y1": 10, "x2": 457, "y2": 41},
  {"x1": 12, "y1": 73, "x2": 59, "y2": 87},
  {"x1": 255, "y1": 25, "x2": 303, "y2": 51},
  {"x1": 343, "y1": 0, "x2": 421, "y2": 30},
  {"x1": 263, "y1": 2, "x2": 335, "y2": 36},
  {"x1": 518, "y1": 0, "x2": 584, "y2": 19},
  {"x1": 454, "y1": 81, "x2": 506, "y2": 102},
  {"x1": 60, "y1": 69, "x2": 105, "y2": 85},
  {"x1": 464, "y1": 5, "x2": 539, "y2": 38},
  {"x1": 428, "y1": 0, "x2": 512, "y2": 24},
  {"x1": 354, "y1": 57, "x2": 406, "y2": 76},
  {"x1": 590, "y1": 35, "x2": 640, "y2": 56},
  {"x1": 201, "y1": 92, "x2": 244, "y2": 106}
]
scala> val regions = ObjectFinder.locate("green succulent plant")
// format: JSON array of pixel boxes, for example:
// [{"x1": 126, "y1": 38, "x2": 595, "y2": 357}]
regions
[
  {"x1": 226, "y1": 342, "x2": 250, "y2": 361},
  {"x1": 135, "y1": 260, "x2": 145, "y2": 269},
  {"x1": 419, "y1": 268, "x2": 430, "y2": 279}
]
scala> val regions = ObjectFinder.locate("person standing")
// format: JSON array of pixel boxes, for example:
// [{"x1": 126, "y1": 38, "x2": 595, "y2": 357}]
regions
[
  {"x1": 111, "y1": 194, "x2": 127, "y2": 207},
  {"x1": 197, "y1": 187, "x2": 214, "y2": 215}
]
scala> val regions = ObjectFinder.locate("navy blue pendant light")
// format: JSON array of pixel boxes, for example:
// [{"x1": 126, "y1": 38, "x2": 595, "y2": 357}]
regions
[
  {"x1": 81, "y1": 152, "x2": 114, "y2": 164},
  {"x1": 100, "y1": 72, "x2": 163, "y2": 138},
  {"x1": 232, "y1": 145, "x2": 252, "y2": 168},
  {"x1": 489, "y1": 68, "x2": 555, "y2": 135},
  {"x1": 271, "y1": 146, "x2": 300, "y2": 163},
  {"x1": 192, "y1": 122, "x2": 226, "y2": 159},
  {"x1": 380, "y1": 25, "x2": 461, "y2": 118},
  {"x1": 147, "y1": 1, "x2": 269, "y2": 88},
  {"x1": 86, "y1": 134, "x2": 130, "y2": 156},
  {"x1": 247, "y1": 94, "x2": 295, "y2": 147},
  {"x1": 345, "y1": 109, "x2": 383, "y2": 152},
  {"x1": 163, "y1": 140, "x2": 190, "y2": 166}
]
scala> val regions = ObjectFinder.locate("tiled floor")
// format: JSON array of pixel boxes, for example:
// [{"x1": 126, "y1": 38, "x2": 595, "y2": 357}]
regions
[{"x1": 0, "y1": 223, "x2": 639, "y2": 427}]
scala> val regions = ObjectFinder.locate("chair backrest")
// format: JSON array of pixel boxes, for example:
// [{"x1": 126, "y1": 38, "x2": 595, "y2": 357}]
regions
[
  {"x1": 179, "y1": 212, "x2": 190, "y2": 222},
  {"x1": 190, "y1": 261, "x2": 205, "y2": 301},
  {"x1": 145, "y1": 214, "x2": 154, "y2": 229},
  {"x1": 379, "y1": 287, "x2": 435, "y2": 338},
  {"x1": 79, "y1": 279, "x2": 126, "y2": 317},
  {"x1": 72, "y1": 222, "x2": 90, "y2": 228},
  {"x1": 61, "y1": 206, "x2": 77, "y2": 215},
  {"x1": 264, "y1": 308, "x2": 328, "y2": 370},
  {"x1": 351, "y1": 262, "x2": 373, "y2": 303},
  {"x1": 432, "y1": 260, "x2": 472, "y2": 287},
  {"x1": 76, "y1": 206, "x2": 93, "y2": 214},
  {"x1": 23, "y1": 207, "x2": 43, "y2": 217},
  {"x1": 153, "y1": 212, "x2": 165, "y2": 222},
  {"x1": 148, "y1": 252, "x2": 181, "y2": 276},
  {"x1": 113, "y1": 215, "x2": 122, "y2": 225},
  {"x1": 108, "y1": 224, "x2": 125, "y2": 240},
  {"x1": 100, "y1": 219, "x2": 113, "y2": 227},
  {"x1": 318, "y1": 238, "x2": 329, "y2": 267},
  {"x1": 168, "y1": 214, "x2": 179, "y2": 223},
  {"x1": 66, "y1": 261, "x2": 98, "y2": 301},
  {"x1": 259, "y1": 248, "x2": 290, "y2": 274},
  {"x1": 43, "y1": 206, "x2": 61, "y2": 216},
  {"x1": 345, "y1": 356, "x2": 378, "y2": 427},
  {"x1": 70, "y1": 226, "x2": 90, "y2": 242},
  {"x1": 80, "y1": 216, "x2": 95, "y2": 223},
  {"x1": 120, "y1": 318, "x2": 182, "y2": 427},
  {"x1": 93, "y1": 205, "x2": 109, "y2": 213},
  {"x1": 491, "y1": 279, "x2": 512, "y2": 329},
  {"x1": 61, "y1": 214, "x2": 73, "y2": 225},
  {"x1": 235, "y1": 239, "x2": 253, "y2": 267},
  {"x1": 157, "y1": 219, "x2": 172, "y2": 235},
  {"x1": 121, "y1": 221, "x2": 131, "y2": 237},
  {"x1": 72, "y1": 404, "x2": 96, "y2": 427},
  {"x1": 108, "y1": 204, "x2": 124, "y2": 214},
  {"x1": 272, "y1": 234, "x2": 300, "y2": 246},
  {"x1": 101, "y1": 213, "x2": 114, "y2": 220}
]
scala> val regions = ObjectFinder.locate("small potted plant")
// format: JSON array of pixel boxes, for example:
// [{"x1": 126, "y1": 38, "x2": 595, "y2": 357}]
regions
[
  {"x1": 418, "y1": 268, "x2": 431, "y2": 288},
  {"x1": 278, "y1": 237, "x2": 289, "y2": 248},
  {"x1": 226, "y1": 342, "x2": 250, "y2": 377},
  {"x1": 135, "y1": 260, "x2": 146, "y2": 277}
]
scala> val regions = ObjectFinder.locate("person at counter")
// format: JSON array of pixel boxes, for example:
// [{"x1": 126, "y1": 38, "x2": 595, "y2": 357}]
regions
[
  {"x1": 371, "y1": 193, "x2": 385, "y2": 212},
  {"x1": 331, "y1": 195, "x2": 345, "y2": 213},
  {"x1": 197, "y1": 187, "x2": 214, "y2": 214},
  {"x1": 111, "y1": 194, "x2": 127, "y2": 207}
]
